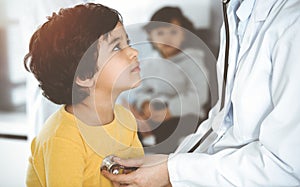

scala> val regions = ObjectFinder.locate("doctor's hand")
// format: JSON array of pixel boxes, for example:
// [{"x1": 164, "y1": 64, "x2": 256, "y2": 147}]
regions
[{"x1": 102, "y1": 154, "x2": 172, "y2": 187}]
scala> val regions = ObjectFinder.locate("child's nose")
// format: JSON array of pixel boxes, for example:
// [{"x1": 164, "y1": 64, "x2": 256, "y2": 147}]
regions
[{"x1": 127, "y1": 47, "x2": 139, "y2": 60}]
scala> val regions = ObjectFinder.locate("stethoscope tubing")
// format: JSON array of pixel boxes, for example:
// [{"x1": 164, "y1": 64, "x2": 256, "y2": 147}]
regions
[{"x1": 188, "y1": 0, "x2": 230, "y2": 153}]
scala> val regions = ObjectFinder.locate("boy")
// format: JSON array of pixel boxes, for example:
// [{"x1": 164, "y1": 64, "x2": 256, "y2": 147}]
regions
[{"x1": 24, "y1": 3, "x2": 144, "y2": 186}]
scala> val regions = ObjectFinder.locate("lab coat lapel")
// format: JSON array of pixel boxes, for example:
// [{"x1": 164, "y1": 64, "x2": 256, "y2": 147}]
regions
[
  {"x1": 236, "y1": 19, "x2": 257, "y2": 65},
  {"x1": 223, "y1": 2, "x2": 239, "y2": 115},
  {"x1": 237, "y1": 0, "x2": 278, "y2": 65},
  {"x1": 236, "y1": 0, "x2": 257, "y2": 66}
]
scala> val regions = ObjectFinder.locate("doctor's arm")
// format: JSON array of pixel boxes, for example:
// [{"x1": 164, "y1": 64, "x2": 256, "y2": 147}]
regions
[{"x1": 167, "y1": 23, "x2": 300, "y2": 186}]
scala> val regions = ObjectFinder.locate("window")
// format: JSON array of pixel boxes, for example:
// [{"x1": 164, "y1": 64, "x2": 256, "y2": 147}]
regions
[
  {"x1": 0, "y1": 0, "x2": 27, "y2": 112},
  {"x1": 0, "y1": 0, "x2": 27, "y2": 140}
]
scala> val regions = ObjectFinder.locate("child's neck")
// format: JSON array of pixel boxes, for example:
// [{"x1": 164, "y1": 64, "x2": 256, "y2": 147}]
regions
[
  {"x1": 94, "y1": 101, "x2": 115, "y2": 125},
  {"x1": 68, "y1": 92, "x2": 118, "y2": 126},
  {"x1": 94, "y1": 90, "x2": 119, "y2": 125}
]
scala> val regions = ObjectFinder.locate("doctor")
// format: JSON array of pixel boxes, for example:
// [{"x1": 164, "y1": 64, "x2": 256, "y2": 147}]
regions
[{"x1": 103, "y1": 0, "x2": 300, "y2": 186}]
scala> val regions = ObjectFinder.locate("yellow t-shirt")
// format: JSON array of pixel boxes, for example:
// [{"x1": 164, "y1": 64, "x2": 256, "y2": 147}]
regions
[{"x1": 26, "y1": 105, "x2": 144, "y2": 187}]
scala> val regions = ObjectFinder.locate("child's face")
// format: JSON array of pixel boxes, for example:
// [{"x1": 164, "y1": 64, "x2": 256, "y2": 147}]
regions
[
  {"x1": 149, "y1": 19, "x2": 185, "y2": 58},
  {"x1": 94, "y1": 22, "x2": 140, "y2": 95}
]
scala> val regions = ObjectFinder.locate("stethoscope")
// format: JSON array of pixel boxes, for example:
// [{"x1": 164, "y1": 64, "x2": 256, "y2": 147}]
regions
[
  {"x1": 188, "y1": 0, "x2": 231, "y2": 152},
  {"x1": 221, "y1": 0, "x2": 230, "y2": 107}
]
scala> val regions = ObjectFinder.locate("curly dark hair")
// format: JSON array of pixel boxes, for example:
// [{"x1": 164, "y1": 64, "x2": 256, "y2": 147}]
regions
[{"x1": 24, "y1": 3, "x2": 122, "y2": 105}]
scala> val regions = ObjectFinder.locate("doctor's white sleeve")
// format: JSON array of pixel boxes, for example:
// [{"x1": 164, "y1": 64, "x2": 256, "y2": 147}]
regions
[{"x1": 167, "y1": 16, "x2": 300, "y2": 187}]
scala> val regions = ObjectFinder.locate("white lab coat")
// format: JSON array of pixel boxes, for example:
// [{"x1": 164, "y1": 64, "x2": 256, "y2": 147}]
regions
[{"x1": 168, "y1": 0, "x2": 300, "y2": 186}]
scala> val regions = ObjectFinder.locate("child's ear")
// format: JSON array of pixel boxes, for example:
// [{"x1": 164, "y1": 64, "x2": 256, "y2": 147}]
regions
[{"x1": 75, "y1": 76, "x2": 95, "y2": 88}]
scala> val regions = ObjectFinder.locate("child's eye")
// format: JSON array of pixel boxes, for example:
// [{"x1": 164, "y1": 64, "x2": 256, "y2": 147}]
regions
[
  {"x1": 112, "y1": 39, "x2": 131, "y2": 52},
  {"x1": 127, "y1": 39, "x2": 132, "y2": 47},
  {"x1": 113, "y1": 44, "x2": 121, "y2": 51}
]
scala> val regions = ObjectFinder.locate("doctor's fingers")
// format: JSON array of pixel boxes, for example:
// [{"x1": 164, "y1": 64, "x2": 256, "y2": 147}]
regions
[
  {"x1": 112, "y1": 181, "x2": 135, "y2": 187},
  {"x1": 102, "y1": 170, "x2": 137, "y2": 186}
]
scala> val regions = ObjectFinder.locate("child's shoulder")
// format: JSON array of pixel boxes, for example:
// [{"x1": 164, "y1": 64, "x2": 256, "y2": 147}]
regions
[{"x1": 36, "y1": 106, "x2": 82, "y2": 143}]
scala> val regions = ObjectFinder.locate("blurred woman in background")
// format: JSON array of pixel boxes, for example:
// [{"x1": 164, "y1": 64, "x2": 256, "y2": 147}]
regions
[{"x1": 127, "y1": 6, "x2": 218, "y2": 153}]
